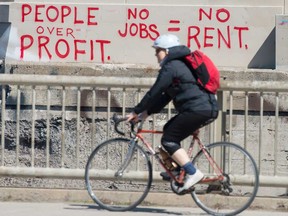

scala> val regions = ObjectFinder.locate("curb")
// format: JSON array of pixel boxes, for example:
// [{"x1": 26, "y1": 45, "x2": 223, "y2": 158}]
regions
[{"x1": 0, "y1": 188, "x2": 287, "y2": 212}]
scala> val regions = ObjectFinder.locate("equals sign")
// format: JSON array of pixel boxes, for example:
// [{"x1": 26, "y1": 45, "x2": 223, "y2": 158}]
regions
[{"x1": 168, "y1": 20, "x2": 181, "y2": 32}]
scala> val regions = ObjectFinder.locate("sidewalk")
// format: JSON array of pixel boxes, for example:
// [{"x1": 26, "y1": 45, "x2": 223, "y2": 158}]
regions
[
  {"x1": 1, "y1": 202, "x2": 288, "y2": 216},
  {"x1": 0, "y1": 188, "x2": 287, "y2": 213}
]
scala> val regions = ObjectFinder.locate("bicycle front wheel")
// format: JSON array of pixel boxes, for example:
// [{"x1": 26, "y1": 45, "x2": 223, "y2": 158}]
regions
[
  {"x1": 85, "y1": 138, "x2": 152, "y2": 211},
  {"x1": 191, "y1": 142, "x2": 259, "y2": 216}
]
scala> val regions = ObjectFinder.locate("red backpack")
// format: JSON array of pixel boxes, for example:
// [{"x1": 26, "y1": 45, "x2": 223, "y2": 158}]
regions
[{"x1": 184, "y1": 50, "x2": 220, "y2": 94}]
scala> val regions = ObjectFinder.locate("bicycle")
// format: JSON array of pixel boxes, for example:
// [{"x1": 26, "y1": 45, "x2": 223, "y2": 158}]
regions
[{"x1": 85, "y1": 114, "x2": 259, "y2": 216}]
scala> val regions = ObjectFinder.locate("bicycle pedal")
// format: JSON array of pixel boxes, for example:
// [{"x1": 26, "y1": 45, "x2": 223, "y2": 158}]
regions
[
  {"x1": 176, "y1": 186, "x2": 195, "y2": 195},
  {"x1": 186, "y1": 186, "x2": 195, "y2": 193},
  {"x1": 160, "y1": 172, "x2": 171, "y2": 181},
  {"x1": 160, "y1": 170, "x2": 181, "y2": 181}
]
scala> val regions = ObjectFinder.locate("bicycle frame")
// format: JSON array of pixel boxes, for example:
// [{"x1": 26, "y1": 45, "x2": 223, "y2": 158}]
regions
[
  {"x1": 136, "y1": 128, "x2": 183, "y2": 183},
  {"x1": 135, "y1": 127, "x2": 225, "y2": 185},
  {"x1": 188, "y1": 135, "x2": 225, "y2": 183}
]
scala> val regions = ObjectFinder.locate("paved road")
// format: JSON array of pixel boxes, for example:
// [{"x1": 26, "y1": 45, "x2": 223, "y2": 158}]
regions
[{"x1": 1, "y1": 202, "x2": 287, "y2": 216}]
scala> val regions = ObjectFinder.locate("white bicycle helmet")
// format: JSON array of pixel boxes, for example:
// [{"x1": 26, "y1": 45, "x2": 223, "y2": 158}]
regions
[{"x1": 152, "y1": 34, "x2": 180, "y2": 49}]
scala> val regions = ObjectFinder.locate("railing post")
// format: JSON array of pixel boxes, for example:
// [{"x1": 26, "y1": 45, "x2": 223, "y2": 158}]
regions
[{"x1": 215, "y1": 91, "x2": 227, "y2": 142}]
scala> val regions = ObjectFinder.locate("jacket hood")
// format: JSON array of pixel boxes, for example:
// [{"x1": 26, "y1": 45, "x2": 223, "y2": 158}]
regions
[{"x1": 166, "y1": 45, "x2": 191, "y2": 62}]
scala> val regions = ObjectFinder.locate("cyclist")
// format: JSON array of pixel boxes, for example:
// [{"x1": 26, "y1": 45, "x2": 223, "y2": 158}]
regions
[{"x1": 126, "y1": 34, "x2": 218, "y2": 193}]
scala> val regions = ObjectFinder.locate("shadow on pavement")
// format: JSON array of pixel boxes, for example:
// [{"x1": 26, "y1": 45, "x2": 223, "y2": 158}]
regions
[{"x1": 65, "y1": 204, "x2": 208, "y2": 215}]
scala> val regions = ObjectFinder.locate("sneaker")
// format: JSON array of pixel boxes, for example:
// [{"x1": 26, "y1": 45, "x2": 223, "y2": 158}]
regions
[{"x1": 178, "y1": 169, "x2": 204, "y2": 193}]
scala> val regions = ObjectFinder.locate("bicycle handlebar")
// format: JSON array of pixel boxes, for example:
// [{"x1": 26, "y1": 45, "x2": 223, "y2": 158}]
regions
[{"x1": 113, "y1": 113, "x2": 141, "y2": 136}]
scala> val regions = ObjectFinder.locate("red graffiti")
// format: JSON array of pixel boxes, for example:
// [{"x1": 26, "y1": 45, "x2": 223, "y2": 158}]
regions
[
  {"x1": 186, "y1": 8, "x2": 249, "y2": 49},
  {"x1": 18, "y1": 4, "x2": 251, "y2": 62},
  {"x1": 199, "y1": 8, "x2": 230, "y2": 23},
  {"x1": 128, "y1": 8, "x2": 149, "y2": 20},
  {"x1": 234, "y1": 27, "x2": 249, "y2": 49},
  {"x1": 118, "y1": 8, "x2": 159, "y2": 39},
  {"x1": 21, "y1": 4, "x2": 99, "y2": 25},
  {"x1": 187, "y1": 25, "x2": 249, "y2": 49},
  {"x1": 20, "y1": 35, "x2": 111, "y2": 62},
  {"x1": 118, "y1": 23, "x2": 159, "y2": 39},
  {"x1": 36, "y1": 26, "x2": 75, "y2": 38}
]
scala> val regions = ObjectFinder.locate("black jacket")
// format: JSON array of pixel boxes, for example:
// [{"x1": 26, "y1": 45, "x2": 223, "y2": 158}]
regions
[{"x1": 134, "y1": 45, "x2": 218, "y2": 115}]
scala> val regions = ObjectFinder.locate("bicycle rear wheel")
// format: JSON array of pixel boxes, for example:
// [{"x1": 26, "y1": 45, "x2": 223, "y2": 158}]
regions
[
  {"x1": 85, "y1": 138, "x2": 152, "y2": 211},
  {"x1": 191, "y1": 142, "x2": 259, "y2": 216}
]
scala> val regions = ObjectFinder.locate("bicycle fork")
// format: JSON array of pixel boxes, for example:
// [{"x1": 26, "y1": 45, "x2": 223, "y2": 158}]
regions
[{"x1": 114, "y1": 139, "x2": 138, "y2": 178}]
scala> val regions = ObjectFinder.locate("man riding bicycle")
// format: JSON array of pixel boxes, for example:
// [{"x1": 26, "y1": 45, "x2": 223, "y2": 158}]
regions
[{"x1": 126, "y1": 34, "x2": 218, "y2": 193}]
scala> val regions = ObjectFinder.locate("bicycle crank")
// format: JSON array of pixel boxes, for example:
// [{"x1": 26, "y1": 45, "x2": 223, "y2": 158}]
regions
[{"x1": 170, "y1": 179, "x2": 195, "y2": 195}]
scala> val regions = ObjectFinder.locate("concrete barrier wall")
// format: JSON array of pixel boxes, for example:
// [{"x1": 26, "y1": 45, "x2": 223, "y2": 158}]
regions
[{"x1": 0, "y1": 0, "x2": 287, "y2": 69}]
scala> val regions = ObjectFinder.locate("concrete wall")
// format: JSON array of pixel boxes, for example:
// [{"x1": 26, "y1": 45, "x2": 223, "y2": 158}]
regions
[
  {"x1": 276, "y1": 14, "x2": 288, "y2": 69},
  {"x1": 0, "y1": 0, "x2": 287, "y2": 69}
]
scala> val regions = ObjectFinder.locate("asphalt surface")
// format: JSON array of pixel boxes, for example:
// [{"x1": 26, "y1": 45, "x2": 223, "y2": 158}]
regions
[{"x1": 1, "y1": 202, "x2": 287, "y2": 216}]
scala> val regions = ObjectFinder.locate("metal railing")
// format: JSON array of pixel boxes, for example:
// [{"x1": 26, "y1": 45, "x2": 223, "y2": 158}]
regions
[{"x1": 0, "y1": 74, "x2": 287, "y2": 188}]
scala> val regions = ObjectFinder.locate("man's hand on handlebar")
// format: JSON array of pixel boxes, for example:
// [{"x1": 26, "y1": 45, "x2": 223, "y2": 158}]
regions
[{"x1": 126, "y1": 110, "x2": 148, "y2": 123}]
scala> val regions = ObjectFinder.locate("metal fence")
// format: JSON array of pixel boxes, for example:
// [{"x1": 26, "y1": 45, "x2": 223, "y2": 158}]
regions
[{"x1": 0, "y1": 74, "x2": 287, "y2": 188}]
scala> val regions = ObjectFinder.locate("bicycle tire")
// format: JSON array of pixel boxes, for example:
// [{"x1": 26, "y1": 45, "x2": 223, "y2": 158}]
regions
[
  {"x1": 85, "y1": 138, "x2": 153, "y2": 211},
  {"x1": 191, "y1": 142, "x2": 259, "y2": 216}
]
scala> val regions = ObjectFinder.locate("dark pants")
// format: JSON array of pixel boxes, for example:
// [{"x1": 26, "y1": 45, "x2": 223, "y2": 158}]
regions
[{"x1": 161, "y1": 110, "x2": 218, "y2": 155}]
